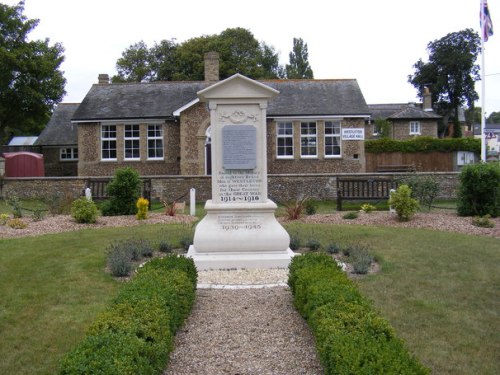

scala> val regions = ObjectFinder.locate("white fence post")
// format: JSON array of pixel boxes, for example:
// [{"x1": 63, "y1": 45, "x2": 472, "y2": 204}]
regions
[
  {"x1": 190, "y1": 188, "x2": 196, "y2": 216},
  {"x1": 389, "y1": 188, "x2": 396, "y2": 213}
]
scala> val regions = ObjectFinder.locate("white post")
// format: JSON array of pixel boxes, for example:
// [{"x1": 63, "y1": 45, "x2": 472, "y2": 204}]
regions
[
  {"x1": 481, "y1": 31, "x2": 487, "y2": 162},
  {"x1": 389, "y1": 189, "x2": 396, "y2": 213},
  {"x1": 190, "y1": 188, "x2": 196, "y2": 216}
]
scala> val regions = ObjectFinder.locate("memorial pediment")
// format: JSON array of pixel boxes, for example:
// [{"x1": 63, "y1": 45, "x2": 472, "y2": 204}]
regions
[{"x1": 197, "y1": 73, "x2": 279, "y2": 101}]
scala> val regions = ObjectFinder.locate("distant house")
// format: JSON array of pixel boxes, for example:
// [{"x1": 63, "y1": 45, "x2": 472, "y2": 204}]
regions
[
  {"x1": 45, "y1": 53, "x2": 369, "y2": 177},
  {"x1": 474, "y1": 123, "x2": 500, "y2": 160},
  {"x1": 366, "y1": 87, "x2": 441, "y2": 140},
  {"x1": 35, "y1": 103, "x2": 79, "y2": 176}
]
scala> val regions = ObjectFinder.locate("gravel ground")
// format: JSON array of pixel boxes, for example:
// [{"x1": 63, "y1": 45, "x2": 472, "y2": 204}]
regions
[
  {"x1": 164, "y1": 287, "x2": 323, "y2": 375},
  {"x1": 1, "y1": 210, "x2": 499, "y2": 239}
]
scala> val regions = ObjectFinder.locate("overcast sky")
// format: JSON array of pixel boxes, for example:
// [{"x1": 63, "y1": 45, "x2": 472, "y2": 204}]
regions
[{"x1": 4, "y1": 0, "x2": 500, "y2": 115}]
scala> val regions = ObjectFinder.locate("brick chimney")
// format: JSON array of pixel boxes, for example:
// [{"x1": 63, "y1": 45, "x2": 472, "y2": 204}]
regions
[
  {"x1": 98, "y1": 74, "x2": 110, "y2": 84},
  {"x1": 423, "y1": 86, "x2": 432, "y2": 111},
  {"x1": 204, "y1": 52, "x2": 219, "y2": 82}
]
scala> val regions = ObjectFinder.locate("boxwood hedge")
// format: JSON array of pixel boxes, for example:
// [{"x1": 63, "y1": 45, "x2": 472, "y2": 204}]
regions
[
  {"x1": 365, "y1": 137, "x2": 480, "y2": 153},
  {"x1": 59, "y1": 255, "x2": 197, "y2": 375},
  {"x1": 288, "y1": 253, "x2": 429, "y2": 374}
]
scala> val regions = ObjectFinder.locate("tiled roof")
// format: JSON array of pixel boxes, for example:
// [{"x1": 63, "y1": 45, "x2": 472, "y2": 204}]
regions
[
  {"x1": 35, "y1": 103, "x2": 79, "y2": 146},
  {"x1": 388, "y1": 106, "x2": 441, "y2": 120},
  {"x1": 72, "y1": 78, "x2": 370, "y2": 121},
  {"x1": 369, "y1": 103, "x2": 441, "y2": 120},
  {"x1": 72, "y1": 81, "x2": 210, "y2": 121}
]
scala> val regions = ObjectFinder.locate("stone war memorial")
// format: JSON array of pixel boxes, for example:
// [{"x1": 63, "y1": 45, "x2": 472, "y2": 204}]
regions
[{"x1": 187, "y1": 74, "x2": 294, "y2": 270}]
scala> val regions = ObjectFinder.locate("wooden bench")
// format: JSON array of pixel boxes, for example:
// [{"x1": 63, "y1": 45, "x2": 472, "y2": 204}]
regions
[
  {"x1": 377, "y1": 164, "x2": 415, "y2": 172},
  {"x1": 84, "y1": 178, "x2": 152, "y2": 207},
  {"x1": 336, "y1": 178, "x2": 398, "y2": 211}
]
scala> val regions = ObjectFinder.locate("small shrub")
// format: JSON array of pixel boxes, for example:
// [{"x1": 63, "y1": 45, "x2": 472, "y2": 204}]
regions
[
  {"x1": 32, "y1": 208, "x2": 45, "y2": 222},
  {"x1": 71, "y1": 197, "x2": 99, "y2": 224},
  {"x1": 390, "y1": 184, "x2": 419, "y2": 222},
  {"x1": 306, "y1": 239, "x2": 321, "y2": 251},
  {"x1": 136, "y1": 197, "x2": 149, "y2": 220},
  {"x1": 7, "y1": 218, "x2": 27, "y2": 229},
  {"x1": 7, "y1": 195, "x2": 22, "y2": 218},
  {"x1": 284, "y1": 196, "x2": 309, "y2": 220},
  {"x1": 180, "y1": 236, "x2": 192, "y2": 251},
  {"x1": 360, "y1": 203, "x2": 376, "y2": 213},
  {"x1": 457, "y1": 162, "x2": 500, "y2": 217},
  {"x1": 304, "y1": 199, "x2": 318, "y2": 215},
  {"x1": 0, "y1": 213, "x2": 9, "y2": 225},
  {"x1": 45, "y1": 191, "x2": 74, "y2": 215},
  {"x1": 399, "y1": 174, "x2": 440, "y2": 211},
  {"x1": 350, "y1": 245, "x2": 374, "y2": 275},
  {"x1": 342, "y1": 211, "x2": 359, "y2": 220},
  {"x1": 101, "y1": 167, "x2": 141, "y2": 216},
  {"x1": 326, "y1": 242, "x2": 342, "y2": 254},
  {"x1": 106, "y1": 243, "x2": 134, "y2": 277},
  {"x1": 162, "y1": 200, "x2": 177, "y2": 216},
  {"x1": 472, "y1": 215, "x2": 495, "y2": 228},
  {"x1": 289, "y1": 235, "x2": 302, "y2": 251},
  {"x1": 158, "y1": 241, "x2": 173, "y2": 253}
]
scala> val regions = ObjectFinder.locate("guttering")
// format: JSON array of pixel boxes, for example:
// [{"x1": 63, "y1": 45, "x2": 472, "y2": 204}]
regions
[
  {"x1": 71, "y1": 118, "x2": 169, "y2": 124},
  {"x1": 173, "y1": 98, "x2": 200, "y2": 117},
  {"x1": 269, "y1": 114, "x2": 371, "y2": 121}
]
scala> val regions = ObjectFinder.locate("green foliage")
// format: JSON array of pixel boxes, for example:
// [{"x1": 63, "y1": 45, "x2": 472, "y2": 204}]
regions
[
  {"x1": 0, "y1": 2, "x2": 66, "y2": 144},
  {"x1": 374, "y1": 118, "x2": 392, "y2": 138},
  {"x1": 304, "y1": 199, "x2": 318, "y2": 215},
  {"x1": 399, "y1": 174, "x2": 440, "y2": 210},
  {"x1": 0, "y1": 213, "x2": 9, "y2": 225},
  {"x1": 457, "y1": 162, "x2": 500, "y2": 217},
  {"x1": 59, "y1": 256, "x2": 197, "y2": 375},
  {"x1": 472, "y1": 215, "x2": 495, "y2": 228},
  {"x1": 326, "y1": 242, "x2": 342, "y2": 254},
  {"x1": 101, "y1": 167, "x2": 141, "y2": 216},
  {"x1": 348, "y1": 244, "x2": 375, "y2": 275},
  {"x1": 306, "y1": 239, "x2": 321, "y2": 251},
  {"x1": 342, "y1": 211, "x2": 359, "y2": 220},
  {"x1": 288, "y1": 253, "x2": 429, "y2": 374},
  {"x1": 360, "y1": 203, "x2": 376, "y2": 213},
  {"x1": 31, "y1": 208, "x2": 45, "y2": 222},
  {"x1": 71, "y1": 198, "x2": 99, "y2": 224},
  {"x1": 284, "y1": 196, "x2": 308, "y2": 220},
  {"x1": 7, "y1": 195, "x2": 22, "y2": 218},
  {"x1": 365, "y1": 136, "x2": 480, "y2": 153},
  {"x1": 285, "y1": 37, "x2": 314, "y2": 79},
  {"x1": 408, "y1": 29, "x2": 480, "y2": 138},
  {"x1": 390, "y1": 185, "x2": 419, "y2": 222},
  {"x1": 289, "y1": 235, "x2": 302, "y2": 251},
  {"x1": 158, "y1": 241, "x2": 173, "y2": 253},
  {"x1": 113, "y1": 28, "x2": 286, "y2": 82}
]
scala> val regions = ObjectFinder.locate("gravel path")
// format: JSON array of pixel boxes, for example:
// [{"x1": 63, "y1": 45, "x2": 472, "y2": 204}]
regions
[{"x1": 164, "y1": 287, "x2": 323, "y2": 375}]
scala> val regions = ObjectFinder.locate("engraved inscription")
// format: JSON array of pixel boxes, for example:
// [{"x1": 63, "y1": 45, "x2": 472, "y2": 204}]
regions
[
  {"x1": 222, "y1": 125, "x2": 257, "y2": 169},
  {"x1": 217, "y1": 170, "x2": 263, "y2": 203},
  {"x1": 218, "y1": 214, "x2": 264, "y2": 231}
]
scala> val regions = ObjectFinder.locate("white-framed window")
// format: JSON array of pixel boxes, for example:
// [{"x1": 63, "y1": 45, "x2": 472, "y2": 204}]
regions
[
  {"x1": 276, "y1": 122, "x2": 294, "y2": 158},
  {"x1": 300, "y1": 121, "x2": 317, "y2": 157},
  {"x1": 410, "y1": 121, "x2": 421, "y2": 135},
  {"x1": 101, "y1": 124, "x2": 117, "y2": 160},
  {"x1": 60, "y1": 147, "x2": 78, "y2": 161},
  {"x1": 124, "y1": 124, "x2": 140, "y2": 160},
  {"x1": 147, "y1": 124, "x2": 164, "y2": 160},
  {"x1": 324, "y1": 121, "x2": 341, "y2": 157}
]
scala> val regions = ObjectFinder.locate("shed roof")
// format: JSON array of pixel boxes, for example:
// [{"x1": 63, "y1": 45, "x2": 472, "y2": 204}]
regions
[
  {"x1": 8, "y1": 136, "x2": 38, "y2": 146},
  {"x1": 35, "y1": 103, "x2": 79, "y2": 146}
]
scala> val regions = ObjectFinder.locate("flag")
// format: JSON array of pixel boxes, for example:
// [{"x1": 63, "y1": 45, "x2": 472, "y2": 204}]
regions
[{"x1": 481, "y1": 0, "x2": 494, "y2": 41}]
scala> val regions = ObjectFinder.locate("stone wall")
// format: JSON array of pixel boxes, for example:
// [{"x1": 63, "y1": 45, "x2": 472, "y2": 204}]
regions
[
  {"x1": 41, "y1": 147, "x2": 78, "y2": 176},
  {"x1": 393, "y1": 120, "x2": 438, "y2": 140},
  {"x1": 1, "y1": 172, "x2": 460, "y2": 203},
  {"x1": 266, "y1": 118, "x2": 365, "y2": 174},
  {"x1": 77, "y1": 121, "x2": 180, "y2": 176}
]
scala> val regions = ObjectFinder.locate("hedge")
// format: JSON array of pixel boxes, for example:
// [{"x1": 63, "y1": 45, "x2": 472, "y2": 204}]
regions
[
  {"x1": 365, "y1": 136, "x2": 480, "y2": 153},
  {"x1": 288, "y1": 253, "x2": 429, "y2": 375},
  {"x1": 59, "y1": 255, "x2": 197, "y2": 375}
]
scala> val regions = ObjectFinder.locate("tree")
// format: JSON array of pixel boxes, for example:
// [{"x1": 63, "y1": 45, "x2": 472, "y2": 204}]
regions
[
  {"x1": 0, "y1": 1, "x2": 66, "y2": 144},
  {"x1": 113, "y1": 28, "x2": 286, "y2": 82},
  {"x1": 487, "y1": 111, "x2": 500, "y2": 124},
  {"x1": 285, "y1": 38, "x2": 314, "y2": 79},
  {"x1": 408, "y1": 29, "x2": 480, "y2": 138}
]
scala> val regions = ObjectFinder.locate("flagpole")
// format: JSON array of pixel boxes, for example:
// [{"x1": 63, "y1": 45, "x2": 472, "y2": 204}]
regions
[
  {"x1": 481, "y1": 29, "x2": 486, "y2": 162},
  {"x1": 480, "y1": 0, "x2": 487, "y2": 162}
]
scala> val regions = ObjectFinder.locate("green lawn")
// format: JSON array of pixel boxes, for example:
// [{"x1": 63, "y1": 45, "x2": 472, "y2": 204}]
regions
[{"x1": 0, "y1": 220, "x2": 498, "y2": 374}]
